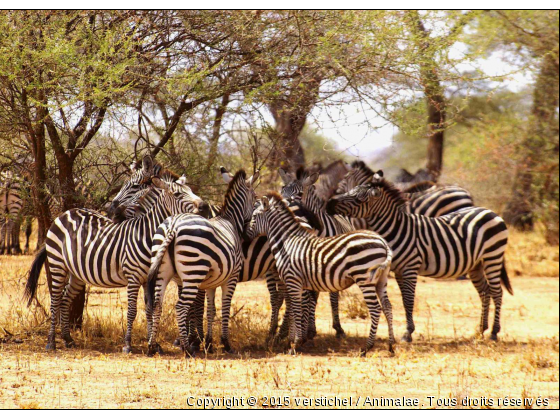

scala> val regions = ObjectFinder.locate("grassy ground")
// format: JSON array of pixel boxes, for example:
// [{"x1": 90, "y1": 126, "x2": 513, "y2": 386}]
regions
[{"x1": 0, "y1": 245, "x2": 558, "y2": 409}]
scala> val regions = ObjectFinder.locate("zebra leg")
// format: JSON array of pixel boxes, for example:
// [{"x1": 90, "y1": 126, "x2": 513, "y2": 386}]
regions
[
  {"x1": 220, "y1": 278, "x2": 238, "y2": 353},
  {"x1": 357, "y1": 283, "x2": 382, "y2": 355},
  {"x1": 276, "y1": 281, "x2": 290, "y2": 342},
  {"x1": 376, "y1": 271, "x2": 395, "y2": 353},
  {"x1": 330, "y1": 292, "x2": 345, "y2": 338},
  {"x1": 123, "y1": 280, "x2": 142, "y2": 354},
  {"x1": 24, "y1": 216, "x2": 32, "y2": 254},
  {"x1": 176, "y1": 279, "x2": 204, "y2": 357},
  {"x1": 147, "y1": 277, "x2": 171, "y2": 356},
  {"x1": 186, "y1": 288, "x2": 205, "y2": 353},
  {"x1": 204, "y1": 288, "x2": 216, "y2": 352},
  {"x1": 395, "y1": 271, "x2": 419, "y2": 342},
  {"x1": 306, "y1": 290, "x2": 319, "y2": 341},
  {"x1": 11, "y1": 218, "x2": 22, "y2": 255},
  {"x1": 285, "y1": 281, "x2": 304, "y2": 352},
  {"x1": 173, "y1": 282, "x2": 183, "y2": 347},
  {"x1": 265, "y1": 271, "x2": 282, "y2": 341},
  {"x1": 142, "y1": 282, "x2": 162, "y2": 355},
  {"x1": 60, "y1": 275, "x2": 85, "y2": 348},
  {"x1": 0, "y1": 218, "x2": 6, "y2": 254},
  {"x1": 484, "y1": 259, "x2": 505, "y2": 341},
  {"x1": 469, "y1": 263, "x2": 491, "y2": 337},
  {"x1": 45, "y1": 258, "x2": 69, "y2": 351}
]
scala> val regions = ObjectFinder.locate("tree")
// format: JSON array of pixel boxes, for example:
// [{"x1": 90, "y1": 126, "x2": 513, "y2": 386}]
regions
[{"x1": 471, "y1": 11, "x2": 559, "y2": 238}]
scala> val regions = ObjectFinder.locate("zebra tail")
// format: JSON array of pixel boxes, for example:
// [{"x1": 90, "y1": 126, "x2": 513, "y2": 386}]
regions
[
  {"x1": 146, "y1": 227, "x2": 176, "y2": 310},
  {"x1": 25, "y1": 245, "x2": 47, "y2": 307},
  {"x1": 367, "y1": 246, "x2": 393, "y2": 285},
  {"x1": 501, "y1": 259, "x2": 513, "y2": 295}
]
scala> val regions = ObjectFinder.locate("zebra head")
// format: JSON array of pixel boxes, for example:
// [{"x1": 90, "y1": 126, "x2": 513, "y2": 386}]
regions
[
  {"x1": 245, "y1": 196, "x2": 271, "y2": 240},
  {"x1": 220, "y1": 168, "x2": 260, "y2": 234},
  {"x1": 335, "y1": 160, "x2": 383, "y2": 195},
  {"x1": 280, "y1": 167, "x2": 318, "y2": 202},
  {"x1": 327, "y1": 179, "x2": 407, "y2": 219},
  {"x1": 108, "y1": 155, "x2": 156, "y2": 218},
  {"x1": 151, "y1": 177, "x2": 205, "y2": 215}
]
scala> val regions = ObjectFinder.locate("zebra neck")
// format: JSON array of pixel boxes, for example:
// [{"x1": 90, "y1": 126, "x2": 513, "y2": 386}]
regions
[
  {"x1": 365, "y1": 205, "x2": 408, "y2": 241},
  {"x1": 265, "y1": 210, "x2": 311, "y2": 257}
]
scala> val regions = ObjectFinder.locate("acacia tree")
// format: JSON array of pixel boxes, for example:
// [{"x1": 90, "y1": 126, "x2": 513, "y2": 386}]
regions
[{"x1": 472, "y1": 10, "x2": 559, "y2": 238}]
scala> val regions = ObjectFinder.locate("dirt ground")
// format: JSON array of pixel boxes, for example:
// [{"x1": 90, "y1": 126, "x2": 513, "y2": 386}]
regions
[{"x1": 0, "y1": 255, "x2": 558, "y2": 409}]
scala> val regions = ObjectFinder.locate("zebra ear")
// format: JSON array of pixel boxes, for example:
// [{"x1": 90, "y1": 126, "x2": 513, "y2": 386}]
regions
[
  {"x1": 261, "y1": 196, "x2": 270, "y2": 211},
  {"x1": 142, "y1": 155, "x2": 153, "y2": 175},
  {"x1": 220, "y1": 166, "x2": 233, "y2": 183},
  {"x1": 248, "y1": 170, "x2": 260, "y2": 187},
  {"x1": 129, "y1": 162, "x2": 138, "y2": 172},
  {"x1": 177, "y1": 175, "x2": 187, "y2": 185},
  {"x1": 152, "y1": 177, "x2": 169, "y2": 191},
  {"x1": 278, "y1": 168, "x2": 291, "y2": 185},
  {"x1": 303, "y1": 171, "x2": 319, "y2": 187},
  {"x1": 374, "y1": 170, "x2": 384, "y2": 180},
  {"x1": 344, "y1": 162, "x2": 352, "y2": 171}
]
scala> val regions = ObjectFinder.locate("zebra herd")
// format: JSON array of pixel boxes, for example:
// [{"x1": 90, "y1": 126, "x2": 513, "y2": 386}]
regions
[{"x1": 24, "y1": 155, "x2": 512, "y2": 356}]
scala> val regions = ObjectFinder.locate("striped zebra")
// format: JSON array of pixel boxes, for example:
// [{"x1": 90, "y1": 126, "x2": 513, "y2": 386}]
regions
[
  {"x1": 278, "y1": 167, "x2": 351, "y2": 339},
  {"x1": 24, "y1": 176, "x2": 204, "y2": 352},
  {"x1": 112, "y1": 164, "x2": 284, "y2": 350},
  {"x1": 146, "y1": 169, "x2": 259, "y2": 356},
  {"x1": 0, "y1": 171, "x2": 29, "y2": 255},
  {"x1": 245, "y1": 192, "x2": 394, "y2": 354},
  {"x1": 326, "y1": 179, "x2": 512, "y2": 342}
]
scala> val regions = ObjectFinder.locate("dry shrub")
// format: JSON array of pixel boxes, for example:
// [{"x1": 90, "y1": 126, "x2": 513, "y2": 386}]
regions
[{"x1": 341, "y1": 291, "x2": 368, "y2": 320}]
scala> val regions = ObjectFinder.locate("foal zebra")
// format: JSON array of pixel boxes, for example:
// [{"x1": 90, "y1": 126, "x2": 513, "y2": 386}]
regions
[
  {"x1": 327, "y1": 179, "x2": 512, "y2": 342},
  {"x1": 245, "y1": 192, "x2": 394, "y2": 354},
  {"x1": 278, "y1": 167, "x2": 352, "y2": 338},
  {"x1": 25, "y1": 177, "x2": 204, "y2": 352},
  {"x1": 146, "y1": 169, "x2": 259, "y2": 356}
]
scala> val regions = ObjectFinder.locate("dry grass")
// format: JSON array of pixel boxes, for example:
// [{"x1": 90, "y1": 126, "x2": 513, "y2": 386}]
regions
[{"x1": 0, "y1": 230, "x2": 558, "y2": 408}]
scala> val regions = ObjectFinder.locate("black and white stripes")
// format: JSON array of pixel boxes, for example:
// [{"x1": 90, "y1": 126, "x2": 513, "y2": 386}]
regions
[{"x1": 327, "y1": 179, "x2": 511, "y2": 342}]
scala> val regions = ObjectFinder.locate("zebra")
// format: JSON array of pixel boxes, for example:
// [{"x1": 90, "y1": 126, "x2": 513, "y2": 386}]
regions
[
  {"x1": 245, "y1": 192, "x2": 394, "y2": 355},
  {"x1": 146, "y1": 169, "x2": 259, "y2": 356},
  {"x1": 0, "y1": 171, "x2": 29, "y2": 255},
  {"x1": 326, "y1": 178, "x2": 513, "y2": 342},
  {"x1": 278, "y1": 167, "x2": 351, "y2": 339},
  {"x1": 24, "y1": 176, "x2": 204, "y2": 352}
]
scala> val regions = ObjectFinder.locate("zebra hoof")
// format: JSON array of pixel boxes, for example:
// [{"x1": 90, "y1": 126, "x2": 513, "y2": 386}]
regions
[
  {"x1": 185, "y1": 347, "x2": 197, "y2": 358},
  {"x1": 204, "y1": 343, "x2": 214, "y2": 354},
  {"x1": 172, "y1": 337, "x2": 181, "y2": 347},
  {"x1": 388, "y1": 343, "x2": 395, "y2": 354},
  {"x1": 64, "y1": 340, "x2": 76, "y2": 349},
  {"x1": 122, "y1": 345, "x2": 132, "y2": 354},
  {"x1": 359, "y1": 348, "x2": 368, "y2": 357},
  {"x1": 400, "y1": 333, "x2": 412, "y2": 343},
  {"x1": 490, "y1": 333, "x2": 498, "y2": 341},
  {"x1": 46, "y1": 342, "x2": 56, "y2": 351}
]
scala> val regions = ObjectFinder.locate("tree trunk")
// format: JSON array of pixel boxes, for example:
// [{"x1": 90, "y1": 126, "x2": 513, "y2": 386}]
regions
[
  {"x1": 503, "y1": 50, "x2": 559, "y2": 231},
  {"x1": 268, "y1": 76, "x2": 321, "y2": 172},
  {"x1": 269, "y1": 106, "x2": 307, "y2": 171},
  {"x1": 409, "y1": 11, "x2": 446, "y2": 181}
]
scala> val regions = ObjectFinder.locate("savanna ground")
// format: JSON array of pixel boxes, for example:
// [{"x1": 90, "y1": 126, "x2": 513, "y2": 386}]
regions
[{"x1": 0, "y1": 230, "x2": 558, "y2": 409}]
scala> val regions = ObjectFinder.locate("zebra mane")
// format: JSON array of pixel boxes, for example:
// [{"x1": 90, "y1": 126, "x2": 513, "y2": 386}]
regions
[
  {"x1": 371, "y1": 178, "x2": 408, "y2": 207},
  {"x1": 350, "y1": 160, "x2": 375, "y2": 177},
  {"x1": 219, "y1": 169, "x2": 247, "y2": 216},
  {"x1": 266, "y1": 191, "x2": 319, "y2": 232},
  {"x1": 402, "y1": 181, "x2": 436, "y2": 194}
]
